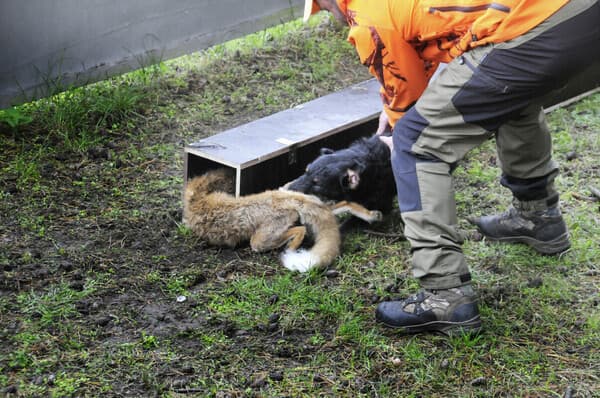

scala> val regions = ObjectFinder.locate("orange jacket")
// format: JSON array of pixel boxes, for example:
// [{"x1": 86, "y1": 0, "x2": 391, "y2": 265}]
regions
[{"x1": 337, "y1": 0, "x2": 569, "y2": 127}]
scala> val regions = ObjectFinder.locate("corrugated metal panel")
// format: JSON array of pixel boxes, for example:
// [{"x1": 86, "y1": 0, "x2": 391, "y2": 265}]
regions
[{"x1": 0, "y1": 0, "x2": 303, "y2": 108}]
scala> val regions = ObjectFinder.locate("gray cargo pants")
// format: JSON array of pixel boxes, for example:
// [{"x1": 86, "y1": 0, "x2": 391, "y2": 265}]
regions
[{"x1": 391, "y1": 0, "x2": 600, "y2": 289}]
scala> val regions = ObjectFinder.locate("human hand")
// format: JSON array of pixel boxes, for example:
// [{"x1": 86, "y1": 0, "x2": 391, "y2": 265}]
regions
[
  {"x1": 375, "y1": 110, "x2": 390, "y2": 135},
  {"x1": 378, "y1": 135, "x2": 393, "y2": 152}
]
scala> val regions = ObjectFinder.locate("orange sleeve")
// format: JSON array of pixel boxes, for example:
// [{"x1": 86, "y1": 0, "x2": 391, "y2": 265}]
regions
[{"x1": 348, "y1": 25, "x2": 436, "y2": 128}]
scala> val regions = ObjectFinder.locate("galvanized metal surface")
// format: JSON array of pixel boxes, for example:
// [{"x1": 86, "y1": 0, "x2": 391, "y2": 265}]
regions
[
  {"x1": 0, "y1": 0, "x2": 303, "y2": 108},
  {"x1": 186, "y1": 79, "x2": 381, "y2": 169}
]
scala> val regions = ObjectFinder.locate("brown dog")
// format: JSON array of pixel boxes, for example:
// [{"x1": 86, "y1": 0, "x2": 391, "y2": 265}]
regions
[{"x1": 183, "y1": 168, "x2": 382, "y2": 272}]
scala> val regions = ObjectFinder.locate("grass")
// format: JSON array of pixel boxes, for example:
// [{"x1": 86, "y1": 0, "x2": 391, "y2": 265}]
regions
[{"x1": 1, "y1": 13, "x2": 599, "y2": 398}]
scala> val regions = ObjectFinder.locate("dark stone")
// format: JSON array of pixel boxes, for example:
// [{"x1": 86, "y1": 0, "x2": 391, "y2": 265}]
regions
[
  {"x1": 269, "y1": 371, "x2": 284, "y2": 382},
  {"x1": 527, "y1": 277, "x2": 543, "y2": 288}
]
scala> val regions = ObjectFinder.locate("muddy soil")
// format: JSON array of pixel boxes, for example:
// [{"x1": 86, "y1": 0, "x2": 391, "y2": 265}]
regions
[
  {"x1": 0, "y1": 22, "x2": 384, "y2": 396},
  {"x1": 2, "y1": 19, "x2": 599, "y2": 397}
]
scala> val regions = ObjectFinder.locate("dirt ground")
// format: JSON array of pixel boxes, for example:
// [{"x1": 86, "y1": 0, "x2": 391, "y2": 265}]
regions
[
  {"x1": 1, "y1": 18, "x2": 599, "y2": 397},
  {"x1": 0, "y1": 21, "x2": 386, "y2": 397}
]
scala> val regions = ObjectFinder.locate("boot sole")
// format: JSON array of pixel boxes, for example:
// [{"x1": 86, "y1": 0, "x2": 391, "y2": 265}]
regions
[
  {"x1": 380, "y1": 315, "x2": 482, "y2": 336},
  {"x1": 484, "y1": 232, "x2": 571, "y2": 255}
]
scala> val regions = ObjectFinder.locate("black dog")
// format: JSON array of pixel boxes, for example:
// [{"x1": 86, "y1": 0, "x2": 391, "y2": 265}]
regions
[{"x1": 286, "y1": 135, "x2": 396, "y2": 214}]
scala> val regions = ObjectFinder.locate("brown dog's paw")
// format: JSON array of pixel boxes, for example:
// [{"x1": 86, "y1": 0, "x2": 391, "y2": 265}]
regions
[{"x1": 369, "y1": 210, "x2": 383, "y2": 223}]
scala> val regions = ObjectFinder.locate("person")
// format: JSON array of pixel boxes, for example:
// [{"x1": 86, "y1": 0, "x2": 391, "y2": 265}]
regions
[{"x1": 303, "y1": 0, "x2": 600, "y2": 334}]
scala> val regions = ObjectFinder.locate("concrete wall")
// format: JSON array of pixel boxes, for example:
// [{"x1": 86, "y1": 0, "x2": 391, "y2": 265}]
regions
[{"x1": 0, "y1": 0, "x2": 303, "y2": 108}]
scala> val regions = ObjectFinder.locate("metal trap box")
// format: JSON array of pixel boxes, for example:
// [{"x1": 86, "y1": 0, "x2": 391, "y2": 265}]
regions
[{"x1": 184, "y1": 79, "x2": 381, "y2": 196}]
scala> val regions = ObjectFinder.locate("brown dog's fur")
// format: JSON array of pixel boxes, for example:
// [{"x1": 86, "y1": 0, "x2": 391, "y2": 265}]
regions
[{"x1": 183, "y1": 168, "x2": 381, "y2": 272}]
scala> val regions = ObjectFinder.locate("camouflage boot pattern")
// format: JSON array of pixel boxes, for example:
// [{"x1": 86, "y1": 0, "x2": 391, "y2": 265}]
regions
[
  {"x1": 375, "y1": 285, "x2": 481, "y2": 335},
  {"x1": 470, "y1": 197, "x2": 570, "y2": 255}
]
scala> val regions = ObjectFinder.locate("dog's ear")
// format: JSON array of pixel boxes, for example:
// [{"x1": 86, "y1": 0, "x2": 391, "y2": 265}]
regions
[
  {"x1": 320, "y1": 148, "x2": 334, "y2": 155},
  {"x1": 352, "y1": 159, "x2": 367, "y2": 173}
]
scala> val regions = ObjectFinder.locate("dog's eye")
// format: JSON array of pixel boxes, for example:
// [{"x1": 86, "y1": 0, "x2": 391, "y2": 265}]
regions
[{"x1": 340, "y1": 175, "x2": 350, "y2": 188}]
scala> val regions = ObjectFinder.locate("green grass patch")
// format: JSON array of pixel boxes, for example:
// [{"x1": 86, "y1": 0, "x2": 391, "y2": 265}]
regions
[{"x1": 1, "y1": 13, "x2": 598, "y2": 398}]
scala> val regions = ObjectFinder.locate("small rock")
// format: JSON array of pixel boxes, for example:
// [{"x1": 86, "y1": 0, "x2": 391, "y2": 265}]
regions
[
  {"x1": 131, "y1": 240, "x2": 144, "y2": 250},
  {"x1": 34, "y1": 268, "x2": 49, "y2": 278},
  {"x1": 76, "y1": 300, "x2": 90, "y2": 315},
  {"x1": 216, "y1": 270, "x2": 229, "y2": 279},
  {"x1": 181, "y1": 365, "x2": 195, "y2": 375},
  {"x1": 71, "y1": 270, "x2": 84, "y2": 280},
  {"x1": 527, "y1": 277, "x2": 543, "y2": 288},
  {"x1": 70, "y1": 280, "x2": 85, "y2": 291},
  {"x1": 189, "y1": 273, "x2": 206, "y2": 286},
  {"x1": 267, "y1": 294, "x2": 279, "y2": 305},
  {"x1": 249, "y1": 373, "x2": 267, "y2": 388},
  {"x1": 557, "y1": 267, "x2": 569, "y2": 275},
  {"x1": 325, "y1": 269, "x2": 339, "y2": 278},
  {"x1": 2, "y1": 385, "x2": 17, "y2": 394},
  {"x1": 3, "y1": 263, "x2": 15, "y2": 271},
  {"x1": 176, "y1": 295, "x2": 187, "y2": 303},
  {"x1": 234, "y1": 329, "x2": 249, "y2": 337},
  {"x1": 268, "y1": 313, "x2": 280, "y2": 323},
  {"x1": 390, "y1": 357, "x2": 402, "y2": 366},
  {"x1": 564, "y1": 385, "x2": 575, "y2": 398},
  {"x1": 384, "y1": 283, "x2": 398, "y2": 293},
  {"x1": 565, "y1": 151, "x2": 578, "y2": 161},
  {"x1": 96, "y1": 316, "x2": 111, "y2": 327},
  {"x1": 471, "y1": 231, "x2": 484, "y2": 242},
  {"x1": 276, "y1": 347, "x2": 292, "y2": 358},
  {"x1": 269, "y1": 371, "x2": 284, "y2": 382},
  {"x1": 171, "y1": 378, "x2": 187, "y2": 389},
  {"x1": 313, "y1": 374, "x2": 326, "y2": 383},
  {"x1": 470, "y1": 376, "x2": 486, "y2": 386},
  {"x1": 60, "y1": 261, "x2": 73, "y2": 272},
  {"x1": 87, "y1": 146, "x2": 109, "y2": 160}
]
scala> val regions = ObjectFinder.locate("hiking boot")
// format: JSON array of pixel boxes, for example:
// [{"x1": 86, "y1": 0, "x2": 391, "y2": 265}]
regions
[
  {"x1": 470, "y1": 198, "x2": 570, "y2": 255},
  {"x1": 375, "y1": 285, "x2": 482, "y2": 335}
]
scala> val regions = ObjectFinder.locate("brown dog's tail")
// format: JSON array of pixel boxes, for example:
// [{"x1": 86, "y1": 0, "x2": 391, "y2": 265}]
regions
[{"x1": 280, "y1": 206, "x2": 341, "y2": 272}]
